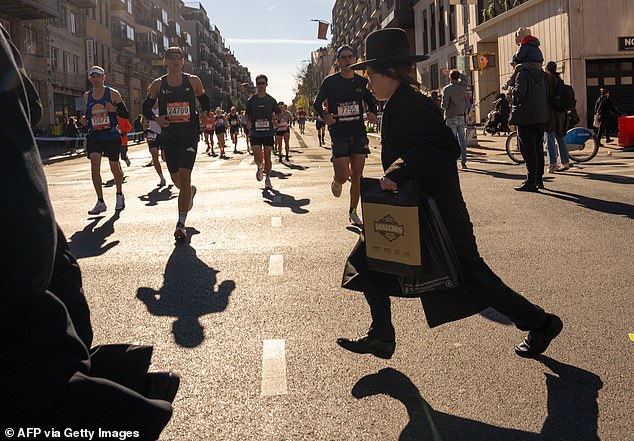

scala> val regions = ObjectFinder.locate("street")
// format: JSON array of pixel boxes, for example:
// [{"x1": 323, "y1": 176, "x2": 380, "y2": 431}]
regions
[{"x1": 44, "y1": 126, "x2": 634, "y2": 440}]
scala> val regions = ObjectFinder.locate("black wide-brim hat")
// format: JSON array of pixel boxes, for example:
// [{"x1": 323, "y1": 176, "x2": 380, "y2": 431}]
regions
[{"x1": 350, "y1": 28, "x2": 429, "y2": 70}]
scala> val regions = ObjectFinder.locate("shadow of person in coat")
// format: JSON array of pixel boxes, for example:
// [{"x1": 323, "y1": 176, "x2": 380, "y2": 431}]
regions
[
  {"x1": 352, "y1": 363, "x2": 601, "y2": 441},
  {"x1": 136, "y1": 234, "x2": 235, "y2": 348}
]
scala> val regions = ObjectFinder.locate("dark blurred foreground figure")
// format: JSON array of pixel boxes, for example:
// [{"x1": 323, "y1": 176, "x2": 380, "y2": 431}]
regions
[
  {"x1": 337, "y1": 28, "x2": 563, "y2": 361},
  {"x1": 0, "y1": 25, "x2": 177, "y2": 439}
]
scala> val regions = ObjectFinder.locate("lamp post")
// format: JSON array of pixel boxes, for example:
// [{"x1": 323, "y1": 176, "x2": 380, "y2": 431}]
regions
[{"x1": 461, "y1": 0, "x2": 478, "y2": 146}]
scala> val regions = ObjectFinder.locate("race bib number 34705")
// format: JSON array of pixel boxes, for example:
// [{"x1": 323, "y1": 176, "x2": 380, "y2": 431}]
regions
[{"x1": 166, "y1": 102, "x2": 191, "y2": 123}]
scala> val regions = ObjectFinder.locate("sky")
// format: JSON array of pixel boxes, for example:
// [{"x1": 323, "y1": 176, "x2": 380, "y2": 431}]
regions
[{"x1": 199, "y1": 0, "x2": 336, "y2": 104}]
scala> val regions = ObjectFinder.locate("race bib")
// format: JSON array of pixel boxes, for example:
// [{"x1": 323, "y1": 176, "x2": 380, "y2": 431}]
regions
[
  {"x1": 337, "y1": 102, "x2": 360, "y2": 118},
  {"x1": 166, "y1": 102, "x2": 190, "y2": 123},
  {"x1": 231, "y1": 119, "x2": 238, "y2": 126},
  {"x1": 147, "y1": 131, "x2": 157, "y2": 140},
  {"x1": 255, "y1": 119, "x2": 270, "y2": 130},
  {"x1": 91, "y1": 111, "x2": 111, "y2": 131}
]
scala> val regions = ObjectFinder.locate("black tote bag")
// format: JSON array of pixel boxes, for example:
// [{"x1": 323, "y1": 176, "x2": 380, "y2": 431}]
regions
[{"x1": 360, "y1": 177, "x2": 462, "y2": 295}]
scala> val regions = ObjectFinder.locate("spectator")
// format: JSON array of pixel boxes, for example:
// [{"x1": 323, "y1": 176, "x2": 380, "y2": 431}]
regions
[
  {"x1": 430, "y1": 90, "x2": 441, "y2": 108},
  {"x1": 64, "y1": 116, "x2": 80, "y2": 149},
  {"x1": 544, "y1": 61, "x2": 570, "y2": 172},
  {"x1": 493, "y1": 92, "x2": 511, "y2": 133},
  {"x1": 594, "y1": 88, "x2": 618, "y2": 145},
  {"x1": 441, "y1": 69, "x2": 470, "y2": 168},
  {"x1": 134, "y1": 113, "x2": 144, "y2": 143}
]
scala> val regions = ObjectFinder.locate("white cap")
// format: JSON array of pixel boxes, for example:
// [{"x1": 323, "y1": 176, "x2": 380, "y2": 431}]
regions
[{"x1": 88, "y1": 66, "x2": 105, "y2": 76}]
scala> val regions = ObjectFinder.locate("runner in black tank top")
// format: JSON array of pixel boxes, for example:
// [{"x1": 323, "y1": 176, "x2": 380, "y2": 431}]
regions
[{"x1": 142, "y1": 47, "x2": 211, "y2": 242}]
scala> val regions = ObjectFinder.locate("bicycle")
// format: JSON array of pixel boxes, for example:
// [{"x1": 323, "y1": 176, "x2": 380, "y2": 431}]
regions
[{"x1": 505, "y1": 126, "x2": 599, "y2": 164}]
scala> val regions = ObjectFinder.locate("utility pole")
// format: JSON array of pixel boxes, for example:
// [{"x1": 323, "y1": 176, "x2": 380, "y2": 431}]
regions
[{"x1": 462, "y1": 0, "x2": 478, "y2": 146}]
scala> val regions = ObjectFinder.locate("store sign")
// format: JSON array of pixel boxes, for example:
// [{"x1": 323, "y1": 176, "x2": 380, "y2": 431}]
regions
[
  {"x1": 86, "y1": 39, "x2": 95, "y2": 68},
  {"x1": 618, "y1": 37, "x2": 634, "y2": 51}
]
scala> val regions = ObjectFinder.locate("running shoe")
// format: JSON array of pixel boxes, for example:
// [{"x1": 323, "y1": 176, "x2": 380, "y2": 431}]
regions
[
  {"x1": 256, "y1": 164, "x2": 264, "y2": 181},
  {"x1": 88, "y1": 201, "x2": 107, "y2": 215},
  {"x1": 115, "y1": 194, "x2": 125, "y2": 211},
  {"x1": 285, "y1": 155, "x2": 289, "y2": 161},
  {"x1": 265, "y1": 175, "x2": 273, "y2": 190},
  {"x1": 188, "y1": 185, "x2": 197, "y2": 211},
  {"x1": 158, "y1": 176, "x2": 166, "y2": 187},
  {"x1": 174, "y1": 222, "x2": 187, "y2": 241},
  {"x1": 349, "y1": 208, "x2": 363, "y2": 227},
  {"x1": 331, "y1": 180, "x2": 342, "y2": 198},
  {"x1": 125, "y1": 157, "x2": 131, "y2": 167}
]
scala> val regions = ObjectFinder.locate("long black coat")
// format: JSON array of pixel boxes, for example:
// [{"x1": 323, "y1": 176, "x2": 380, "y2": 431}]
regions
[{"x1": 342, "y1": 84, "x2": 507, "y2": 328}]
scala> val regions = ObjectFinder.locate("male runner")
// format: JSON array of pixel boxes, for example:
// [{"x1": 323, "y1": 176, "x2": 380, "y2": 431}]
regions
[
  {"x1": 81, "y1": 66, "x2": 129, "y2": 215},
  {"x1": 144, "y1": 103, "x2": 167, "y2": 187},
  {"x1": 239, "y1": 110, "x2": 251, "y2": 153},
  {"x1": 275, "y1": 102, "x2": 292, "y2": 161},
  {"x1": 228, "y1": 106, "x2": 241, "y2": 153},
  {"x1": 297, "y1": 106, "x2": 307, "y2": 134},
  {"x1": 203, "y1": 113, "x2": 215, "y2": 156},
  {"x1": 245, "y1": 74, "x2": 280, "y2": 190},
  {"x1": 313, "y1": 45, "x2": 378, "y2": 227},
  {"x1": 142, "y1": 47, "x2": 210, "y2": 241}
]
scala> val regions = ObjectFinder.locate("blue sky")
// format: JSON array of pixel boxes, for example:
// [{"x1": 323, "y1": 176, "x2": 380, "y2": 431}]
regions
[{"x1": 199, "y1": 0, "x2": 336, "y2": 104}]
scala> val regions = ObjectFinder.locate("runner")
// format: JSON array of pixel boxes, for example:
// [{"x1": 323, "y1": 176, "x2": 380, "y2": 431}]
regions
[
  {"x1": 80, "y1": 65, "x2": 128, "y2": 215},
  {"x1": 144, "y1": 103, "x2": 167, "y2": 187},
  {"x1": 245, "y1": 74, "x2": 280, "y2": 190},
  {"x1": 297, "y1": 106, "x2": 307, "y2": 134},
  {"x1": 117, "y1": 115, "x2": 132, "y2": 167},
  {"x1": 275, "y1": 102, "x2": 292, "y2": 161},
  {"x1": 142, "y1": 47, "x2": 210, "y2": 241},
  {"x1": 203, "y1": 113, "x2": 216, "y2": 156},
  {"x1": 240, "y1": 110, "x2": 251, "y2": 154},
  {"x1": 228, "y1": 106, "x2": 241, "y2": 154},
  {"x1": 214, "y1": 108, "x2": 227, "y2": 158},
  {"x1": 313, "y1": 44, "x2": 378, "y2": 227},
  {"x1": 315, "y1": 112, "x2": 326, "y2": 147}
]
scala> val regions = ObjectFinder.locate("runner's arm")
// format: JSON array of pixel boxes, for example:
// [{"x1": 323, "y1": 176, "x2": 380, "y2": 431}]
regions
[{"x1": 142, "y1": 80, "x2": 160, "y2": 120}]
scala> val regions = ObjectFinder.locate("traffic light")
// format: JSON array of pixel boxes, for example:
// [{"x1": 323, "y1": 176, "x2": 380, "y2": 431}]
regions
[{"x1": 471, "y1": 52, "x2": 491, "y2": 71}]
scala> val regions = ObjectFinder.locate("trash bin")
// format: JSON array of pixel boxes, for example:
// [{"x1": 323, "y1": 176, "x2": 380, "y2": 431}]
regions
[{"x1": 618, "y1": 116, "x2": 634, "y2": 147}]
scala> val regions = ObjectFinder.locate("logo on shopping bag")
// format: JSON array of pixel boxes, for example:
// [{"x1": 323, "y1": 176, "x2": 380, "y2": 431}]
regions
[{"x1": 374, "y1": 214, "x2": 405, "y2": 242}]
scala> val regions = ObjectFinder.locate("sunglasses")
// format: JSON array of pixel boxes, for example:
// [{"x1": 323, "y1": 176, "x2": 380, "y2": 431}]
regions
[
  {"x1": 166, "y1": 54, "x2": 183, "y2": 60},
  {"x1": 256, "y1": 82, "x2": 267, "y2": 86}
]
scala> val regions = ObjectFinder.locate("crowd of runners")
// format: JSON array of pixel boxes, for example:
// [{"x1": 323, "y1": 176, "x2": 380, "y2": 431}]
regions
[{"x1": 79, "y1": 44, "x2": 382, "y2": 243}]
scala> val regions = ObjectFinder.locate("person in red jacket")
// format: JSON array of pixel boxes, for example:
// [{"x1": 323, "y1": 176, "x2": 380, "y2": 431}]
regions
[{"x1": 118, "y1": 116, "x2": 132, "y2": 167}]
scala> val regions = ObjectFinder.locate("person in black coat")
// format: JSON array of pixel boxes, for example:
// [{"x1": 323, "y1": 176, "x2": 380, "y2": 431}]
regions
[
  {"x1": 594, "y1": 88, "x2": 618, "y2": 144},
  {"x1": 337, "y1": 28, "x2": 562, "y2": 360},
  {"x1": 1, "y1": 24, "x2": 177, "y2": 439}
]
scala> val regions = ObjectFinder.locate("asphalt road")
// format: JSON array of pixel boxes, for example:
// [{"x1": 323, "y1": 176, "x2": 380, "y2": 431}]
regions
[{"x1": 44, "y1": 125, "x2": 634, "y2": 441}]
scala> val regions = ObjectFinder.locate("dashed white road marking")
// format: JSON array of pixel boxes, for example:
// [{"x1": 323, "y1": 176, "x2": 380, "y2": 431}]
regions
[
  {"x1": 271, "y1": 216, "x2": 282, "y2": 228},
  {"x1": 268, "y1": 255, "x2": 283, "y2": 275},
  {"x1": 261, "y1": 339, "x2": 287, "y2": 396}
]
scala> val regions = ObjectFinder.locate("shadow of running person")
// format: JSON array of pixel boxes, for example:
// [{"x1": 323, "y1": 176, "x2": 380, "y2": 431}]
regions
[
  {"x1": 138, "y1": 184, "x2": 177, "y2": 207},
  {"x1": 542, "y1": 189, "x2": 634, "y2": 220},
  {"x1": 262, "y1": 189, "x2": 309, "y2": 214},
  {"x1": 67, "y1": 211, "x2": 120, "y2": 259},
  {"x1": 136, "y1": 237, "x2": 236, "y2": 348},
  {"x1": 352, "y1": 364, "x2": 601, "y2": 441}
]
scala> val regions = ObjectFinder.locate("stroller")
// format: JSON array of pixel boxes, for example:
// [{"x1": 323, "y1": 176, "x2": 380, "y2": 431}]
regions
[{"x1": 484, "y1": 109, "x2": 511, "y2": 136}]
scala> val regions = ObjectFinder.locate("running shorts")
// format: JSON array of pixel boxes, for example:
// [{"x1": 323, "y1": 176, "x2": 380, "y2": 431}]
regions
[
  {"x1": 215, "y1": 126, "x2": 226, "y2": 135},
  {"x1": 250, "y1": 135, "x2": 274, "y2": 147},
  {"x1": 86, "y1": 137, "x2": 121, "y2": 162},
  {"x1": 161, "y1": 137, "x2": 198, "y2": 174},
  {"x1": 316, "y1": 120, "x2": 326, "y2": 130},
  {"x1": 147, "y1": 131, "x2": 161, "y2": 149},
  {"x1": 331, "y1": 135, "x2": 370, "y2": 159}
]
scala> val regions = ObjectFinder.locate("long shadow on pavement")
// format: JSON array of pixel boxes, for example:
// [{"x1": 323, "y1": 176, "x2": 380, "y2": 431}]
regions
[
  {"x1": 138, "y1": 184, "x2": 177, "y2": 206},
  {"x1": 136, "y1": 231, "x2": 235, "y2": 348},
  {"x1": 352, "y1": 361, "x2": 601, "y2": 441},
  {"x1": 68, "y1": 211, "x2": 120, "y2": 259},
  {"x1": 262, "y1": 189, "x2": 309, "y2": 214},
  {"x1": 542, "y1": 189, "x2": 634, "y2": 219}
]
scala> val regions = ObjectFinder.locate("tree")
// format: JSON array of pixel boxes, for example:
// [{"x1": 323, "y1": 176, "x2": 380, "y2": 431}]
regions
[{"x1": 294, "y1": 61, "x2": 323, "y2": 108}]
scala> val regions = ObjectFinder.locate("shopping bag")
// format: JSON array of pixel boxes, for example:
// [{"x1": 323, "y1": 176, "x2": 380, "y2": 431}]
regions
[{"x1": 360, "y1": 177, "x2": 462, "y2": 295}]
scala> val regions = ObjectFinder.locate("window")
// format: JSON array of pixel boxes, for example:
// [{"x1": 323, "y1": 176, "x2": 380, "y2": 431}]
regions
[
  {"x1": 449, "y1": 5, "x2": 457, "y2": 41},
  {"x1": 430, "y1": 63, "x2": 439, "y2": 90},
  {"x1": 422, "y1": 10, "x2": 429, "y2": 55},
  {"x1": 163, "y1": 35, "x2": 169, "y2": 50},
  {"x1": 51, "y1": 46, "x2": 59, "y2": 70},
  {"x1": 439, "y1": 1, "x2": 446, "y2": 47},
  {"x1": 73, "y1": 55, "x2": 80, "y2": 73},
  {"x1": 127, "y1": 0, "x2": 133, "y2": 14},
  {"x1": 449, "y1": 55, "x2": 457, "y2": 69},
  {"x1": 24, "y1": 28, "x2": 37, "y2": 55},
  {"x1": 59, "y1": 5, "x2": 67, "y2": 28},
  {"x1": 175, "y1": 22, "x2": 181, "y2": 37},
  {"x1": 63, "y1": 51, "x2": 71, "y2": 72},
  {"x1": 162, "y1": 9, "x2": 168, "y2": 24},
  {"x1": 430, "y1": 4, "x2": 437, "y2": 51},
  {"x1": 70, "y1": 12, "x2": 77, "y2": 34}
]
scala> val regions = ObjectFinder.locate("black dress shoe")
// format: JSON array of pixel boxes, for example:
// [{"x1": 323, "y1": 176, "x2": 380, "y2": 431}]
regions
[
  {"x1": 336, "y1": 334, "x2": 396, "y2": 359},
  {"x1": 144, "y1": 372, "x2": 180, "y2": 402},
  {"x1": 537, "y1": 181, "x2": 545, "y2": 189},
  {"x1": 514, "y1": 181, "x2": 539, "y2": 192},
  {"x1": 515, "y1": 314, "x2": 563, "y2": 358}
]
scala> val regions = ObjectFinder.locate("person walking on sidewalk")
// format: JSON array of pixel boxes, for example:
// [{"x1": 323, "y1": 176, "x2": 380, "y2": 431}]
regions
[
  {"x1": 80, "y1": 65, "x2": 128, "y2": 215},
  {"x1": 337, "y1": 27, "x2": 563, "y2": 361},
  {"x1": 313, "y1": 44, "x2": 378, "y2": 227},
  {"x1": 142, "y1": 47, "x2": 211, "y2": 241},
  {"x1": 594, "y1": 88, "x2": 618, "y2": 145},
  {"x1": 441, "y1": 69, "x2": 470, "y2": 168},
  {"x1": 544, "y1": 61, "x2": 570, "y2": 172}
]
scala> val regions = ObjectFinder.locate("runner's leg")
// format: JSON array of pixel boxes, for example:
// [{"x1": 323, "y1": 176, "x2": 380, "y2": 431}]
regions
[
  {"x1": 89, "y1": 153, "x2": 104, "y2": 200},
  {"x1": 349, "y1": 154, "x2": 366, "y2": 211}
]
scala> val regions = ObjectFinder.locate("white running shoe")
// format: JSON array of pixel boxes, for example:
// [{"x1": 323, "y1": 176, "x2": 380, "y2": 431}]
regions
[
  {"x1": 158, "y1": 176, "x2": 166, "y2": 187},
  {"x1": 188, "y1": 185, "x2": 197, "y2": 211},
  {"x1": 88, "y1": 201, "x2": 107, "y2": 215},
  {"x1": 331, "y1": 180, "x2": 342, "y2": 198},
  {"x1": 349, "y1": 209, "x2": 363, "y2": 227},
  {"x1": 265, "y1": 175, "x2": 273, "y2": 190},
  {"x1": 256, "y1": 164, "x2": 264, "y2": 181},
  {"x1": 115, "y1": 194, "x2": 125, "y2": 211}
]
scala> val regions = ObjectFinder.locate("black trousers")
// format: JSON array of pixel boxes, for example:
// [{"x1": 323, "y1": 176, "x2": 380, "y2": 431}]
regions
[
  {"x1": 596, "y1": 121, "x2": 612, "y2": 142},
  {"x1": 517, "y1": 124, "x2": 545, "y2": 185}
]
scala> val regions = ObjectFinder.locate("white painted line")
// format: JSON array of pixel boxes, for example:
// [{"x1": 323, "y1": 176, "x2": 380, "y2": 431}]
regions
[
  {"x1": 271, "y1": 216, "x2": 282, "y2": 228},
  {"x1": 268, "y1": 255, "x2": 283, "y2": 275},
  {"x1": 261, "y1": 339, "x2": 287, "y2": 397}
]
